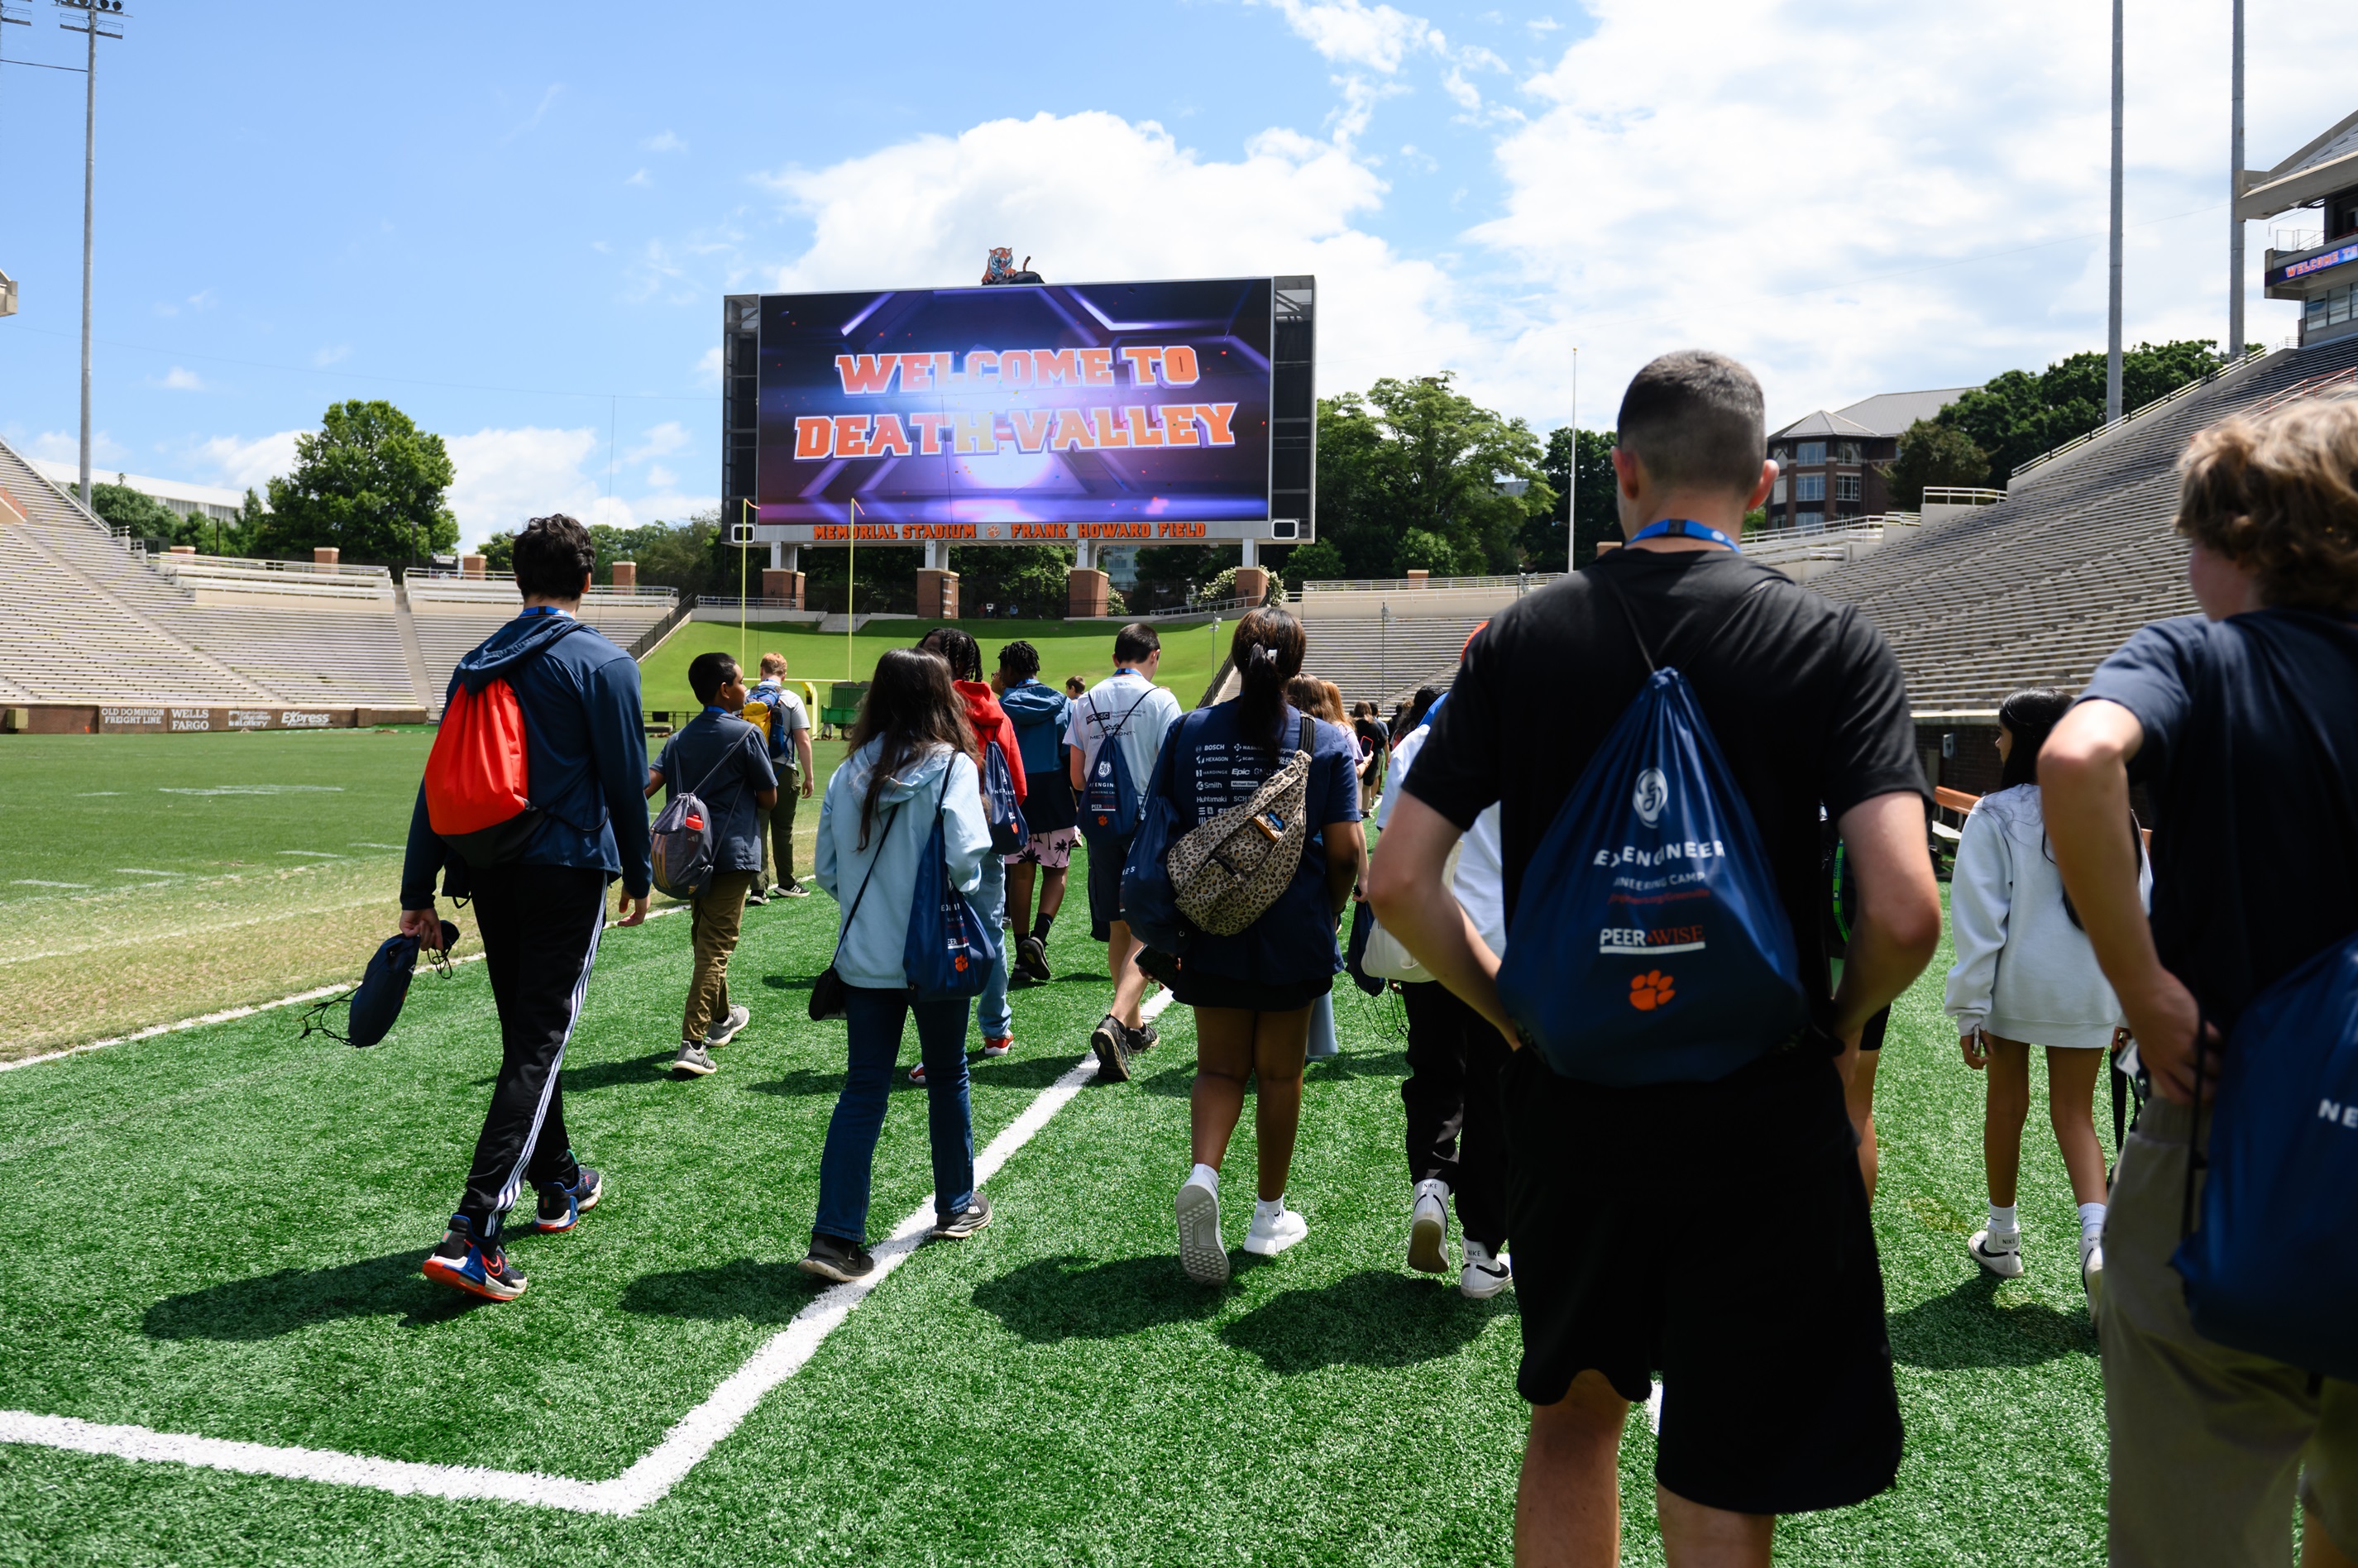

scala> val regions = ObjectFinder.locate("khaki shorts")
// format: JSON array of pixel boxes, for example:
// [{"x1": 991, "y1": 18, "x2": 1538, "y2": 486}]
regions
[{"x1": 2102, "y1": 1094, "x2": 2358, "y2": 1566}]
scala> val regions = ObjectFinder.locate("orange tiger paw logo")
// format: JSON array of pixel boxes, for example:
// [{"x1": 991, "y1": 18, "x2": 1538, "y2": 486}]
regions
[{"x1": 1629, "y1": 971, "x2": 1676, "y2": 1011}]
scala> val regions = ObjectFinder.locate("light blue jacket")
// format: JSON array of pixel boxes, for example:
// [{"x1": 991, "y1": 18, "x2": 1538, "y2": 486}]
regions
[{"x1": 814, "y1": 740, "x2": 990, "y2": 989}]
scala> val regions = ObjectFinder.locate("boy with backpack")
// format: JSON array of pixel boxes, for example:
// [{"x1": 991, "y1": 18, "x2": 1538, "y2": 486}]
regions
[
  {"x1": 744, "y1": 652, "x2": 815, "y2": 901},
  {"x1": 646, "y1": 652, "x2": 778, "y2": 1078},
  {"x1": 1067, "y1": 623, "x2": 1183, "y2": 1077},
  {"x1": 995, "y1": 639, "x2": 1076, "y2": 983},
  {"x1": 1367, "y1": 352, "x2": 1942, "y2": 1559},
  {"x1": 2042, "y1": 399, "x2": 2358, "y2": 1568},
  {"x1": 399, "y1": 514, "x2": 653, "y2": 1303}
]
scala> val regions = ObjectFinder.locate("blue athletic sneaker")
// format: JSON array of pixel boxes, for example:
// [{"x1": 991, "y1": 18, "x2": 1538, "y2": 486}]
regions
[
  {"x1": 421, "y1": 1215, "x2": 527, "y2": 1302},
  {"x1": 534, "y1": 1166, "x2": 604, "y2": 1233}
]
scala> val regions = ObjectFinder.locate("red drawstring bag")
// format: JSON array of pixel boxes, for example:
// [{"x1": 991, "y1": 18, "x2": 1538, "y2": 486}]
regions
[{"x1": 424, "y1": 678, "x2": 543, "y2": 865}]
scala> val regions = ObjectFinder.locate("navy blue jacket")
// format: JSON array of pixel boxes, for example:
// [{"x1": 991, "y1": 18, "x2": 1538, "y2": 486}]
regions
[{"x1": 400, "y1": 610, "x2": 653, "y2": 906}]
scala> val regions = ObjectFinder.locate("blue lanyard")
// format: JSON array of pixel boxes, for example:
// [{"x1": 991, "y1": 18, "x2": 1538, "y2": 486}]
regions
[
  {"x1": 519, "y1": 605, "x2": 572, "y2": 619},
  {"x1": 702, "y1": 705, "x2": 731, "y2": 717},
  {"x1": 1628, "y1": 518, "x2": 1741, "y2": 552}
]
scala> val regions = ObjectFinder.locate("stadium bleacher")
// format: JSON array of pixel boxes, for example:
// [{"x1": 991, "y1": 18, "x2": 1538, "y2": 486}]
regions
[
  {"x1": 0, "y1": 433, "x2": 677, "y2": 715},
  {"x1": 1806, "y1": 335, "x2": 2358, "y2": 710}
]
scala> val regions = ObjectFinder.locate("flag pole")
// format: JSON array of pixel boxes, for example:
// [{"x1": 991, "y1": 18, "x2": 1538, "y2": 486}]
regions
[{"x1": 846, "y1": 498, "x2": 859, "y2": 682}]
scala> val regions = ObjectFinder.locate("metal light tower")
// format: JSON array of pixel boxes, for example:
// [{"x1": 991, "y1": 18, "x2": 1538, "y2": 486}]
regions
[
  {"x1": 57, "y1": 0, "x2": 126, "y2": 509},
  {"x1": 2228, "y1": 0, "x2": 2246, "y2": 359},
  {"x1": 2112, "y1": 0, "x2": 2131, "y2": 422},
  {"x1": 1566, "y1": 347, "x2": 1579, "y2": 574}
]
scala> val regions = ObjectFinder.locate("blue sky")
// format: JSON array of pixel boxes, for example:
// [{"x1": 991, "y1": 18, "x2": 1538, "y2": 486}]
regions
[{"x1": 1, "y1": 0, "x2": 2351, "y2": 547}]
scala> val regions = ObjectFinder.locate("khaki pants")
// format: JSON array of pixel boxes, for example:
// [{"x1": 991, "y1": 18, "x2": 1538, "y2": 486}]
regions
[
  {"x1": 682, "y1": 871, "x2": 755, "y2": 1044},
  {"x1": 757, "y1": 776, "x2": 800, "y2": 891},
  {"x1": 2102, "y1": 1094, "x2": 2358, "y2": 1566}
]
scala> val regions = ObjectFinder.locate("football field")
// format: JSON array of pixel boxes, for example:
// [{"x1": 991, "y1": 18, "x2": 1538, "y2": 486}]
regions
[{"x1": 0, "y1": 849, "x2": 2115, "y2": 1566}]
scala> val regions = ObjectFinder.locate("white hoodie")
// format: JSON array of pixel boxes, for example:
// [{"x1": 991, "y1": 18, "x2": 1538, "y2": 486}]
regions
[{"x1": 1942, "y1": 783, "x2": 2149, "y2": 1049}]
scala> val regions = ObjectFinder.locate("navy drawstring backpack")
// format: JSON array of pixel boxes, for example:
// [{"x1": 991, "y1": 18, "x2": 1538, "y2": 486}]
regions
[
  {"x1": 904, "y1": 765, "x2": 999, "y2": 999},
  {"x1": 1495, "y1": 568, "x2": 1807, "y2": 1084},
  {"x1": 981, "y1": 739, "x2": 1030, "y2": 856},
  {"x1": 301, "y1": 920, "x2": 458, "y2": 1047},
  {"x1": 1079, "y1": 690, "x2": 1152, "y2": 843}
]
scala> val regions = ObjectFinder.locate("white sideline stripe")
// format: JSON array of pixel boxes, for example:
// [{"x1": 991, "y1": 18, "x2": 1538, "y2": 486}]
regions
[
  {"x1": 0, "y1": 904, "x2": 691, "y2": 1073},
  {"x1": 0, "y1": 987, "x2": 1163, "y2": 1511}
]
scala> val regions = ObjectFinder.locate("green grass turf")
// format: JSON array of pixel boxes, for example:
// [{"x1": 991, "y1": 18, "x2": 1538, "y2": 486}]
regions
[
  {"x1": 0, "y1": 863, "x2": 2115, "y2": 1566},
  {"x1": 637, "y1": 617, "x2": 1229, "y2": 714}
]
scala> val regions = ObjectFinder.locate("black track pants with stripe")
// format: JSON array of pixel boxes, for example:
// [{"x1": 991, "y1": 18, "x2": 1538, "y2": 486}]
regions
[{"x1": 455, "y1": 863, "x2": 606, "y2": 1242}]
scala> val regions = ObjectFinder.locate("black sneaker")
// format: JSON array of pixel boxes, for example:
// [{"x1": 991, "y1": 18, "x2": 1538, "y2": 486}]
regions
[
  {"x1": 744, "y1": 890, "x2": 769, "y2": 908},
  {"x1": 534, "y1": 1165, "x2": 603, "y2": 1232},
  {"x1": 797, "y1": 1233, "x2": 875, "y2": 1284},
  {"x1": 930, "y1": 1194, "x2": 992, "y2": 1240},
  {"x1": 1126, "y1": 1021, "x2": 1160, "y2": 1053},
  {"x1": 1090, "y1": 1014, "x2": 1131, "y2": 1083},
  {"x1": 1017, "y1": 936, "x2": 1053, "y2": 984}
]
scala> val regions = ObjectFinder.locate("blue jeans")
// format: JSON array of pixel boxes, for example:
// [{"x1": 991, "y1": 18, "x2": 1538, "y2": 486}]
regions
[
  {"x1": 813, "y1": 986, "x2": 975, "y2": 1243},
  {"x1": 976, "y1": 856, "x2": 1012, "y2": 1039}
]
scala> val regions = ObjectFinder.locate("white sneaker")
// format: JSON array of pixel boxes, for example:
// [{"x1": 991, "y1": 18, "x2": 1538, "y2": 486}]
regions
[
  {"x1": 1243, "y1": 1202, "x2": 1308, "y2": 1258},
  {"x1": 1408, "y1": 1178, "x2": 1451, "y2": 1274},
  {"x1": 1969, "y1": 1228, "x2": 2025, "y2": 1279},
  {"x1": 1460, "y1": 1240, "x2": 1512, "y2": 1300},
  {"x1": 2080, "y1": 1233, "x2": 2104, "y2": 1321},
  {"x1": 1176, "y1": 1178, "x2": 1227, "y2": 1284}
]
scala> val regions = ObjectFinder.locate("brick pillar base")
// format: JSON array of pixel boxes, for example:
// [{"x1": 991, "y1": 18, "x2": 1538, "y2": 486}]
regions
[
  {"x1": 610, "y1": 561, "x2": 639, "y2": 590},
  {"x1": 917, "y1": 569, "x2": 959, "y2": 619},
  {"x1": 313, "y1": 547, "x2": 340, "y2": 571},
  {"x1": 462, "y1": 553, "x2": 487, "y2": 578},
  {"x1": 1066, "y1": 567, "x2": 1109, "y2": 619},
  {"x1": 1234, "y1": 565, "x2": 1270, "y2": 606},
  {"x1": 761, "y1": 567, "x2": 805, "y2": 609}
]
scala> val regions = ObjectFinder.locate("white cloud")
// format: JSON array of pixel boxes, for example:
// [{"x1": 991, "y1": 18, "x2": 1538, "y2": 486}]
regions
[
  {"x1": 443, "y1": 426, "x2": 715, "y2": 549},
  {"x1": 25, "y1": 429, "x2": 126, "y2": 466},
  {"x1": 313, "y1": 345, "x2": 349, "y2": 366},
  {"x1": 625, "y1": 420, "x2": 691, "y2": 463},
  {"x1": 695, "y1": 344, "x2": 724, "y2": 385},
  {"x1": 1527, "y1": 16, "x2": 1560, "y2": 32},
  {"x1": 643, "y1": 130, "x2": 686, "y2": 153},
  {"x1": 757, "y1": 111, "x2": 1476, "y2": 398},
  {"x1": 156, "y1": 366, "x2": 208, "y2": 392},
  {"x1": 1256, "y1": 0, "x2": 1443, "y2": 74},
  {"x1": 626, "y1": 168, "x2": 652, "y2": 188},
  {"x1": 194, "y1": 430, "x2": 304, "y2": 491},
  {"x1": 645, "y1": 464, "x2": 677, "y2": 489}
]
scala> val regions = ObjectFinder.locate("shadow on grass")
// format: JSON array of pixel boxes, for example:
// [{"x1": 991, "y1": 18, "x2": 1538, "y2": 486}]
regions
[
  {"x1": 617, "y1": 1258, "x2": 826, "y2": 1324},
  {"x1": 1217, "y1": 1269, "x2": 1510, "y2": 1374},
  {"x1": 761, "y1": 974, "x2": 816, "y2": 993},
  {"x1": 143, "y1": 1251, "x2": 487, "y2": 1339},
  {"x1": 970, "y1": 1254, "x2": 1226, "y2": 1341},
  {"x1": 1887, "y1": 1271, "x2": 2093, "y2": 1369},
  {"x1": 564, "y1": 1050, "x2": 684, "y2": 1092}
]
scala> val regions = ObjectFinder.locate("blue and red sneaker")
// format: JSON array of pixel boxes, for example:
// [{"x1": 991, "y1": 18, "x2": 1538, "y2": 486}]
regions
[
  {"x1": 420, "y1": 1215, "x2": 528, "y2": 1302},
  {"x1": 534, "y1": 1166, "x2": 604, "y2": 1234}
]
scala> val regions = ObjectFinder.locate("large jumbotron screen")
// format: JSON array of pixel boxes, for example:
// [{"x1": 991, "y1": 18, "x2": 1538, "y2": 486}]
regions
[{"x1": 753, "y1": 277, "x2": 1276, "y2": 544}]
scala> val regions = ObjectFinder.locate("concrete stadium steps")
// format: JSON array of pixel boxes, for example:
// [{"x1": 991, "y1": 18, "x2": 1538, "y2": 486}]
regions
[
  {"x1": 1807, "y1": 337, "x2": 2358, "y2": 710},
  {"x1": 405, "y1": 583, "x2": 677, "y2": 709},
  {"x1": 1295, "y1": 614, "x2": 1490, "y2": 710}
]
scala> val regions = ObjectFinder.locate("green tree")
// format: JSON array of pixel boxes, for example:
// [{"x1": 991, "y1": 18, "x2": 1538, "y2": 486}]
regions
[
  {"x1": 479, "y1": 533, "x2": 516, "y2": 573},
  {"x1": 1313, "y1": 374, "x2": 1556, "y2": 577},
  {"x1": 88, "y1": 480, "x2": 185, "y2": 543},
  {"x1": 1537, "y1": 427, "x2": 1617, "y2": 568},
  {"x1": 1279, "y1": 538, "x2": 1346, "y2": 589},
  {"x1": 1940, "y1": 339, "x2": 2229, "y2": 483},
  {"x1": 258, "y1": 400, "x2": 458, "y2": 564},
  {"x1": 1882, "y1": 420, "x2": 1991, "y2": 509}
]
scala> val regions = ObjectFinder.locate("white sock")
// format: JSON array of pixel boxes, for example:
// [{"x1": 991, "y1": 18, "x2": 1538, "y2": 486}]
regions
[
  {"x1": 1189, "y1": 1163, "x2": 1219, "y2": 1194},
  {"x1": 1987, "y1": 1203, "x2": 2019, "y2": 1237},
  {"x1": 1254, "y1": 1197, "x2": 1287, "y2": 1222},
  {"x1": 2078, "y1": 1202, "x2": 2107, "y2": 1238}
]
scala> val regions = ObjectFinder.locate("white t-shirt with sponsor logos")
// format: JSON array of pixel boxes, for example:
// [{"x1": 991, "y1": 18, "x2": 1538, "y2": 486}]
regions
[{"x1": 1063, "y1": 670, "x2": 1182, "y2": 826}]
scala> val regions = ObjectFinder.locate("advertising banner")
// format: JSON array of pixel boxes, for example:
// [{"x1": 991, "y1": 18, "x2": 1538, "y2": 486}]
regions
[{"x1": 755, "y1": 278, "x2": 1276, "y2": 542}]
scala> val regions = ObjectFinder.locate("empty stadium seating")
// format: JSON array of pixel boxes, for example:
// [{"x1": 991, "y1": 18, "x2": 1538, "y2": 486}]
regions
[{"x1": 1806, "y1": 335, "x2": 2358, "y2": 710}]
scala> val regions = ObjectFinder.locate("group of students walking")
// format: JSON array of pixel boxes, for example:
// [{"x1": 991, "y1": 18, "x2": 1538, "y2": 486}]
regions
[{"x1": 395, "y1": 343, "x2": 2357, "y2": 1565}]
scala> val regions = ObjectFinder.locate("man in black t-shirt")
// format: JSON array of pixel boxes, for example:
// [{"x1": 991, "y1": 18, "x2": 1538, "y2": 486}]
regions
[
  {"x1": 2043, "y1": 401, "x2": 2358, "y2": 1567},
  {"x1": 1368, "y1": 351, "x2": 1940, "y2": 1555}
]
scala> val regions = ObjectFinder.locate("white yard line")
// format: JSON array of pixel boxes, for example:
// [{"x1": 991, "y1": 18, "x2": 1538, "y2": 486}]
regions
[{"x1": 0, "y1": 977, "x2": 1161, "y2": 1513}]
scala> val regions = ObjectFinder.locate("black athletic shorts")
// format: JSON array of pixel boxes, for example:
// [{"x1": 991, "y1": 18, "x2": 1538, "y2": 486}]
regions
[
  {"x1": 1502, "y1": 1040, "x2": 1903, "y2": 1517},
  {"x1": 1083, "y1": 830, "x2": 1131, "y2": 942}
]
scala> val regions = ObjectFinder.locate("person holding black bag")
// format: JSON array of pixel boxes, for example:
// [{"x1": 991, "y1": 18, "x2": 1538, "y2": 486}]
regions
[
  {"x1": 2044, "y1": 399, "x2": 2358, "y2": 1568},
  {"x1": 799, "y1": 648, "x2": 996, "y2": 1284}
]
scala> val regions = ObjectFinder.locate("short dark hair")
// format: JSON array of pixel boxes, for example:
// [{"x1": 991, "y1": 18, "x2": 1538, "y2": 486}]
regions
[
  {"x1": 997, "y1": 639, "x2": 1041, "y2": 681},
  {"x1": 1113, "y1": 623, "x2": 1161, "y2": 665},
  {"x1": 1615, "y1": 351, "x2": 1767, "y2": 499},
  {"x1": 688, "y1": 652, "x2": 739, "y2": 706},
  {"x1": 512, "y1": 514, "x2": 596, "y2": 600}
]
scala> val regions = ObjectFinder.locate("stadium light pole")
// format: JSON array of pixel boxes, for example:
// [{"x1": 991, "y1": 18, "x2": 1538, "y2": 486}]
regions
[
  {"x1": 2227, "y1": 0, "x2": 2246, "y2": 359},
  {"x1": 57, "y1": 0, "x2": 124, "y2": 511},
  {"x1": 2105, "y1": 0, "x2": 2124, "y2": 425},
  {"x1": 1566, "y1": 347, "x2": 1579, "y2": 575}
]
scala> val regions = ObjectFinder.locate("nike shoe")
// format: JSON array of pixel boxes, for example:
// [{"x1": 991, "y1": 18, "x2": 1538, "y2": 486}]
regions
[
  {"x1": 980, "y1": 1035, "x2": 1013, "y2": 1058},
  {"x1": 1243, "y1": 1202, "x2": 1308, "y2": 1258},
  {"x1": 1408, "y1": 1178, "x2": 1452, "y2": 1274},
  {"x1": 798, "y1": 1234, "x2": 874, "y2": 1284},
  {"x1": 1091, "y1": 1015, "x2": 1132, "y2": 1083},
  {"x1": 1969, "y1": 1228, "x2": 2025, "y2": 1279},
  {"x1": 705, "y1": 1004, "x2": 751, "y2": 1049},
  {"x1": 930, "y1": 1194, "x2": 992, "y2": 1240},
  {"x1": 1017, "y1": 937, "x2": 1053, "y2": 984},
  {"x1": 534, "y1": 1166, "x2": 604, "y2": 1233},
  {"x1": 2080, "y1": 1233, "x2": 2104, "y2": 1321},
  {"x1": 421, "y1": 1216, "x2": 527, "y2": 1302},
  {"x1": 1460, "y1": 1240, "x2": 1512, "y2": 1300},
  {"x1": 909, "y1": 1061, "x2": 927, "y2": 1084},
  {"x1": 672, "y1": 1042, "x2": 719, "y2": 1078},
  {"x1": 1176, "y1": 1176, "x2": 1227, "y2": 1284}
]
